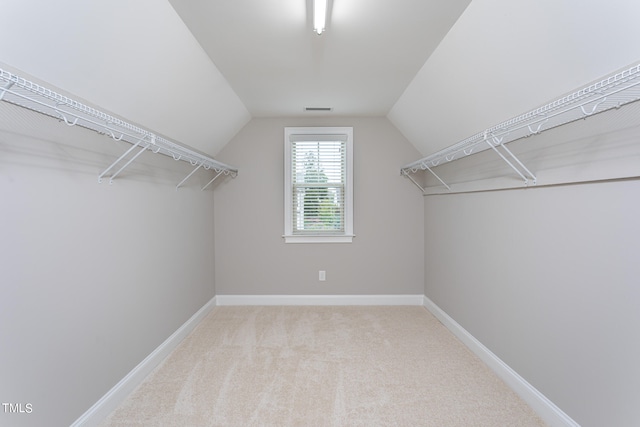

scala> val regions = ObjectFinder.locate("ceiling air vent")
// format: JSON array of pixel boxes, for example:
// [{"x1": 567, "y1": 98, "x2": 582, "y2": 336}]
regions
[{"x1": 305, "y1": 107, "x2": 333, "y2": 112}]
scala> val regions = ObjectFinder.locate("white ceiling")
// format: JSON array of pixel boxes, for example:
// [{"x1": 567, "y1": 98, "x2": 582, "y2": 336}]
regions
[
  {"x1": 0, "y1": 0, "x2": 251, "y2": 156},
  {"x1": 168, "y1": 0, "x2": 471, "y2": 117},
  {"x1": 388, "y1": 0, "x2": 640, "y2": 155},
  {"x1": 2, "y1": 0, "x2": 640, "y2": 159}
]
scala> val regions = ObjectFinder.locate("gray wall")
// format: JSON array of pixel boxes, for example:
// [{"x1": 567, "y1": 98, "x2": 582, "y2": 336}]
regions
[
  {"x1": 214, "y1": 117, "x2": 424, "y2": 296},
  {"x1": 0, "y1": 105, "x2": 216, "y2": 427},
  {"x1": 424, "y1": 143, "x2": 640, "y2": 424}
]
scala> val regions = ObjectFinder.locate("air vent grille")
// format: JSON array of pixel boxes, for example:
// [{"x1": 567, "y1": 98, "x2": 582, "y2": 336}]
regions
[{"x1": 305, "y1": 107, "x2": 333, "y2": 112}]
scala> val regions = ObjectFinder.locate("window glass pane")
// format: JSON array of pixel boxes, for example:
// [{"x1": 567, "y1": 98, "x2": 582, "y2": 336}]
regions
[{"x1": 291, "y1": 140, "x2": 345, "y2": 234}]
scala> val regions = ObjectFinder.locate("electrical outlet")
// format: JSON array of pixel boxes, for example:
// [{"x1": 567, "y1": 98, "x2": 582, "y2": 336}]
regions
[{"x1": 319, "y1": 270, "x2": 326, "y2": 281}]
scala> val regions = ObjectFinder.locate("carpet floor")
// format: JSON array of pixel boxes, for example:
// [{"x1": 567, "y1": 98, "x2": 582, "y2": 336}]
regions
[{"x1": 100, "y1": 306, "x2": 546, "y2": 426}]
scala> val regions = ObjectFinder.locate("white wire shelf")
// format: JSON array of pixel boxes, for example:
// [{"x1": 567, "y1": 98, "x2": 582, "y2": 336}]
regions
[
  {"x1": 0, "y1": 68, "x2": 237, "y2": 190},
  {"x1": 401, "y1": 62, "x2": 640, "y2": 192}
]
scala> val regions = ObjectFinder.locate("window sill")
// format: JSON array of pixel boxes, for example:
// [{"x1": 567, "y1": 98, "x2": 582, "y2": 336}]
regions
[{"x1": 283, "y1": 234, "x2": 355, "y2": 244}]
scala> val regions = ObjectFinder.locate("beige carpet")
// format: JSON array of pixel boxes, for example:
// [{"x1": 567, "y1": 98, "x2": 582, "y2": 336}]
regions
[{"x1": 100, "y1": 306, "x2": 546, "y2": 426}]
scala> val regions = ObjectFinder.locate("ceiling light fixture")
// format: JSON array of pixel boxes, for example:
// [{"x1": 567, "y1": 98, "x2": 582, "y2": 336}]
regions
[{"x1": 313, "y1": 0, "x2": 327, "y2": 35}]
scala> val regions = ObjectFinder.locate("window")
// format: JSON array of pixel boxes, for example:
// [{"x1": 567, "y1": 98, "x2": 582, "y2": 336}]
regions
[{"x1": 284, "y1": 127, "x2": 353, "y2": 243}]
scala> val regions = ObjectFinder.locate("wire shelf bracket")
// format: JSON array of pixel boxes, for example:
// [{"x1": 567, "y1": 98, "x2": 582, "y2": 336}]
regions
[
  {"x1": 401, "y1": 61, "x2": 640, "y2": 192},
  {"x1": 201, "y1": 170, "x2": 225, "y2": 191},
  {"x1": 483, "y1": 131, "x2": 537, "y2": 186},
  {"x1": 98, "y1": 135, "x2": 150, "y2": 184},
  {"x1": 0, "y1": 68, "x2": 238, "y2": 187},
  {"x1": 401, "y1": 163, "x2": 451, "y2": 193}
]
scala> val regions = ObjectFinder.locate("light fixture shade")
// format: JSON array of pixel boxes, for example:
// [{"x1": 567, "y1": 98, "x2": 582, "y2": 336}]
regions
[{"x1": 313, "y1": 0, "x2": 327, "y2": 35}]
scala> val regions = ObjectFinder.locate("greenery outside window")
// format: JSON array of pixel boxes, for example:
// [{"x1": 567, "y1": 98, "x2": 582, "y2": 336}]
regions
[{"x1": 284, "y1": 127, "x2": 354, "y2": 243}]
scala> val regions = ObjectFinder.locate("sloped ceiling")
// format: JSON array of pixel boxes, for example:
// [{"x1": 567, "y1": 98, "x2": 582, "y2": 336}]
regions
[
  {"x1": 2, "y1": 0, "x2": 640, "y2": 159},
  {"x1": 389, "y1": 0, "x2": 640, "y2": 156},
  {"x1": 168, "y1": 0, "x2": 471, "y2": 118},
  {"x1": 0, "y1": 0, "x2": 250, "y2": 156}
]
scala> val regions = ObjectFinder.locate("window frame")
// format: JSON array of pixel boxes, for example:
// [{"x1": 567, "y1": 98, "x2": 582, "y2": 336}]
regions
[{"x1": 283, "y1": 126, "x2": 354, "y2": 244}]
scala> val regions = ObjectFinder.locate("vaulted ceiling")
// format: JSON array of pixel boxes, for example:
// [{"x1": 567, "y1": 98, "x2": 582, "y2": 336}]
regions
[
  {"x1": 1, "y1": 0, "x2": 640, "y2": 159},
  {"x1": 168, "y1": 0, "x2": 471, "y2": 118}
]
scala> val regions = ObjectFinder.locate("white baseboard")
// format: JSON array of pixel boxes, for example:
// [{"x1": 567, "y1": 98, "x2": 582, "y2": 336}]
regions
[
  {"x1": 70, "y1": 296, "x2": 217, "y2": 427},
  {"x1": 216, "y1": 294, "x2": 424, "y2": 306},
  {"x1": 73, "y1": 294, "x2": 574, "y2": 426},
  {"x1": 422, "y1": 296, "x2": 580, "y2": 427}
]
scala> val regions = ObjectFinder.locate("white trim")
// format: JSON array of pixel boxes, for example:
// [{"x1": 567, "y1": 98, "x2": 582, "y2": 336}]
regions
[
  {"x1": 422, "y1": 296, "x2": 580, "y2": 427},
  {"x1": 71, "y1": 294, "x2": 575, "y2": 426},
  {"x1": 283, "y1": 234, "x2": 355, "y2": 243},
  {"x1": 70, "y1": 296, "x2": 217, "y2": 427},
  {"x1": 216, "y1": 294, "x2": 424, "y2": 306}
]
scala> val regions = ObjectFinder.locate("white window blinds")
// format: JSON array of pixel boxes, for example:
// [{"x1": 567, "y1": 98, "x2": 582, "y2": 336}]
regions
[
  {"x1": 290, "y1": 134, "x2": 347, "y2": 234},
  {"x1": 284, "y1": 127, "x2": 353, "y2": 243}
]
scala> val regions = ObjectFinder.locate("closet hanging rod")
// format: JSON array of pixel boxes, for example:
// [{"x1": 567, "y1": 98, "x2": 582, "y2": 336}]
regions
[
  {"x1": 0, "y1": 68, "x2": 238, "y2": 183},
  {"x1": 401, "y1": 62, "x2": 640, "y2": 178}
]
